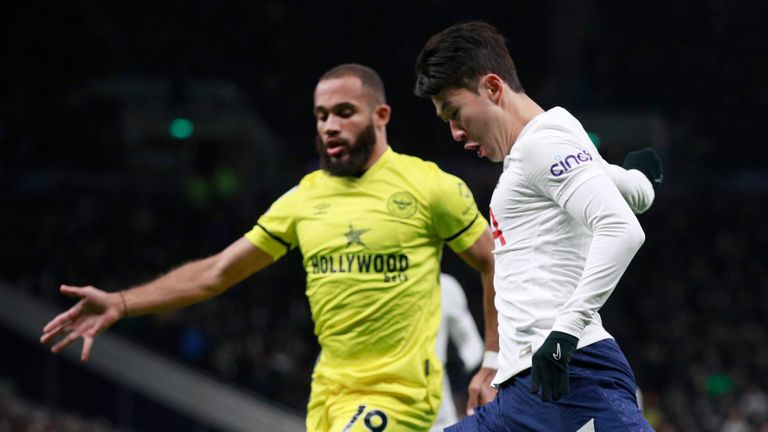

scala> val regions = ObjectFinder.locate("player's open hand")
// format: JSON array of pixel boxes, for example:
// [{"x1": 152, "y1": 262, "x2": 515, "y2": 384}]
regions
[
  {"x1": 39, "y1": 285, "x2": 123, "y2": 363},
  {"x1": 466, "y1": 367, "x2": 498, "y2": 416}
]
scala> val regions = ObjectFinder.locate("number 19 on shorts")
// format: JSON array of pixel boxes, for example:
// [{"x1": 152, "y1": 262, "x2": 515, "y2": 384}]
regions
[{"x1": 343, "y1": 405, "x2": 388, "y2": 432}]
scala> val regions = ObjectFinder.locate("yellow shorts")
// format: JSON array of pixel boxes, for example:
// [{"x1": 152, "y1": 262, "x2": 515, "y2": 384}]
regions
[{"x1": 306, "y1": 378, "x2": 440, "y2": 432}]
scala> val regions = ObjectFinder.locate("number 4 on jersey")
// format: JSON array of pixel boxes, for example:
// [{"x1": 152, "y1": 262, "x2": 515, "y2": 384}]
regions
[{"x1": 489, "y1": 208, "x2": 507, "y2": 246}]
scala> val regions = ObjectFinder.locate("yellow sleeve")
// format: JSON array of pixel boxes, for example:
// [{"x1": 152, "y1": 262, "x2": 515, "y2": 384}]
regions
[
  {"x1": 429, "y1": 170, "x2": 489, "y2": 253},
  {"x1": 244, "y1": 186, "x2": 300, "y2": 261}
]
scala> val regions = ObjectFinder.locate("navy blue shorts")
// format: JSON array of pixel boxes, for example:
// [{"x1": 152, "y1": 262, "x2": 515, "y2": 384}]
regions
[{"x1": 446, "y1": 339, "x2": 653, "y2": 432}]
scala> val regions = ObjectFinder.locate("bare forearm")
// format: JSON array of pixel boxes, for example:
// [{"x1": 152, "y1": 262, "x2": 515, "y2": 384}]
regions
[
  {"x1": 481, "y1": 265, "x2": 499, "y2": 352},
  {"x1": 121, "y1": 256, "x2": 224, "y2": 316},
  {"x1": 458, "y1": 229, "x2": 499, "y2": 352},
  {"x1": 121, "y1": 237, "x2": 272, "y2": 317}
]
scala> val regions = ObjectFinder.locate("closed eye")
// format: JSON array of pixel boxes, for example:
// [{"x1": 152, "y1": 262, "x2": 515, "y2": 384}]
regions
[
  {"x1": 314, "y1": 102, "x2": 357, "y2": 121},
  {"x1": 439, "y1": 108, "x2": 459, "y2": 124}
]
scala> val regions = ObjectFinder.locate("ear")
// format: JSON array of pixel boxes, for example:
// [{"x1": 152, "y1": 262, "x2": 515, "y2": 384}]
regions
[
  {"x1": 481, "y1": 74, "x2": 504, "y2": 105},
  {"x1": 373, "y1": 104, "x2": 391, "y2": 127}
]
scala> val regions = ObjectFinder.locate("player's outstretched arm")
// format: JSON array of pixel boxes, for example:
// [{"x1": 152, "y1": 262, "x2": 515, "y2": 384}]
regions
[
  {"x1": 457, "y1": 229, "x2": 499, "y2": 414},
  {"x1": 40, "y1": 285, "x2": 123, "y2": 362},
  {"x1": 602, "y1": 147, "x2": 663, "y2": 214},
  {"x1": 40, "y1": 237, "x2": 273, "y2": 362}
]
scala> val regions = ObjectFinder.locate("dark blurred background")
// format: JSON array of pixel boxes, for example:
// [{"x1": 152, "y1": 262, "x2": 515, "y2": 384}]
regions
[{"x1": 1, "y1": 1, "x2": 767, "y2": 431}]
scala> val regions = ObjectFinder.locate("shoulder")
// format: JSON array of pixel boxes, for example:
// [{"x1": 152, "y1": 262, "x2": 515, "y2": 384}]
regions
[
  {"x1": 289, "y1": 169, "x2": 335, "y2": 195},
  {"x1": 514, "y1": 109, "x2": 598, "y2": 162},
  {"x1": 389, "y1": 150, "x2": 443, "y2": 175},
  {"x1": 269, "y1": 169, "x2": 325, "y2": 205},
  {"x1": 386, "y1": 150, "x2": 458, "y2": 194},
  {"x1": 297, "y1": 168, "x2": 328, "y2": 187}
]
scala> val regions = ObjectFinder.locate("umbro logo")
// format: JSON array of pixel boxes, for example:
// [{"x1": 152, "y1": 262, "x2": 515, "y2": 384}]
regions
[{"x1": 313, "y1": 202, "x2": 331, "y2": 215}]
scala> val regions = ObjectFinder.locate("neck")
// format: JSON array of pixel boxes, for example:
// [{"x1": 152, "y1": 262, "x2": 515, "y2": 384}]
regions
[
  {"x1": 362, "y1": 135, "x2": 389, "y2": 171},
  {"x1": 504, "y1": 92, "x2": 544, "y2": 148}
]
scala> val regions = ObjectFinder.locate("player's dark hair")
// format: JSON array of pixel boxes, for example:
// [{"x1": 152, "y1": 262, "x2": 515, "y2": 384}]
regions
[
  {"x1": 320, "y1": 63, "x2": 386, "y2": 105},
  {"x1": 414, "y1": 21, "x2": 524, "y2": 97}
]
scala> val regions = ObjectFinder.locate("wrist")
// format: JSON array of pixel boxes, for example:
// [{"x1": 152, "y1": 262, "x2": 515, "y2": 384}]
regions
[
  {"x1": 481, "y1": 351, "x2": 499, "y2": 369},
  {"x1": 118, "y1": 291, "x2": 129, "y2": 318},
  {"x1": 548, "y1": 330, "x2": 578, "y2": 344}
]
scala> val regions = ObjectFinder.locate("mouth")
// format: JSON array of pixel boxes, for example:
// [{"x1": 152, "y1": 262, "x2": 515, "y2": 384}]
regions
[
  {"x1": 464, "y1": 142, "x2": 483, "y2": 158},
  {"x1": 325, "y1": 138, "x2": 347, "y2": 157}
]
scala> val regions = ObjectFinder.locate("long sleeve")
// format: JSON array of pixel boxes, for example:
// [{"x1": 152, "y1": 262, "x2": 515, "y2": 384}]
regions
[
  {"x1": 603, "y1": 161, "x2": 655, "y2": 214},
  {"x1": 551, "y1": 175, "x2": 646, "y2": 338}
]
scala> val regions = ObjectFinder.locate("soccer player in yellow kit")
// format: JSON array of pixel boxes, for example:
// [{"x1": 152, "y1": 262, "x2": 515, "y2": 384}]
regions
[{"x1": 40, "y1": 64, "x2": 497, "y2": 431}]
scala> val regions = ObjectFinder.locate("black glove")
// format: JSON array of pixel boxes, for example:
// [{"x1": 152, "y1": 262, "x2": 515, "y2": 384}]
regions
[
  {"x1": 530, "y1": 331, "x2": 579, "y2": 402},
  {"x1": 623, "y1": 148, "x2": 663, "y2": 190}
]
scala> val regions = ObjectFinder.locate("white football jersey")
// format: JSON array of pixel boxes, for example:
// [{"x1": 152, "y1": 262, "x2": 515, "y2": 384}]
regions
[
  {"x1": 490, "y1": 107, "x2": 646, "y2": 385},
  {"x1": 431, "y1": 273, "x2": 484, "y2": 431}
]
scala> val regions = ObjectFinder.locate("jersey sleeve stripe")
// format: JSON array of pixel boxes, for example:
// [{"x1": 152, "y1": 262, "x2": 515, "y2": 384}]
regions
[
  {"x1": 256, "y1": 223, "x2": 292, "y2": 252},
  {"x1": 443, "y1": 213, "x2": 479, "y2": 242}
]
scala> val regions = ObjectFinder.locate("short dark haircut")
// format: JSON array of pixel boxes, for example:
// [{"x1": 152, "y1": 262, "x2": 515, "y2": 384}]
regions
[
  {"x1": 414, "y1": 21, "x2": 524, "y2": 97},
  {"x1": 319, "y1": 63, "x2": 387, "y2": 105}
]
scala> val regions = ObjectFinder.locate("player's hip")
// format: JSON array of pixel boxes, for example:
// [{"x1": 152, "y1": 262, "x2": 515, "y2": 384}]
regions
[
  {"x1": 307, "y1": 375, "x2": 442, "y2": 432},
  {"x1": 450, "y1": 339, "x2": 651, "y2": 431}
]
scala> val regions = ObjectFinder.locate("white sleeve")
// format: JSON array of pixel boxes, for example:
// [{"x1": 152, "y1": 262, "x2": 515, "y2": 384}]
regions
[
  {"x1": 551, "y1": 175, "x2": 646, "y2": 338},
  {"x1": 441, "y1": 275, "x2": 484, "y2": 371},
  {"x1": 602, "y1": 161, "x2": 655, "y2": 214}
]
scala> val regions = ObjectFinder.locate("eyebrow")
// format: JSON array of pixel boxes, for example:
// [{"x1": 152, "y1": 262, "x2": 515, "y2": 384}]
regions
[
  {"x1": 435, "y1": 100, "x2": 454, "y2": 122},
  {"x1": 314, "y1": 101, "x2": 356, "y2": 114},
  {"x1": 435, "y1": 99, "x2": 446, "y2": 114}
]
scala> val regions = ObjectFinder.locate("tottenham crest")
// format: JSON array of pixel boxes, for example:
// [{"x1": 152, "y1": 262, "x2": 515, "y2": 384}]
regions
[{"x1": 387, "y1": 191, "x2": 417, "y2": 218}]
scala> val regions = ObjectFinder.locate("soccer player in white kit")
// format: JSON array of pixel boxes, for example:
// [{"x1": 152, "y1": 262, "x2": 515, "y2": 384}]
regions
[
  {"x1": 431, "y1": 273, "x2": 485, "y2": 432},
  {"x1": 415, "y1": 21, "x2": 660, "y2": 431}
]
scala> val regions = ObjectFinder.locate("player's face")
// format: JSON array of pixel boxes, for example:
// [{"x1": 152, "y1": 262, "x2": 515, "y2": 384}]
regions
[
  {"x1": 432, "y1": 83, "x2": 507, "y2": 162},
  {"x1": 314, "y1": 77, "x2": 378, "y2": 176},
  {"x1": 314, "y1": 122, "x2": 376, "y2": 176}
]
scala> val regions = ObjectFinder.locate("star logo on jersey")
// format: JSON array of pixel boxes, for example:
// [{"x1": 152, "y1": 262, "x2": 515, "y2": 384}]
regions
[
  {"x1": 345, "y1": 222, "x2": 370, "y2": 248},
  {"x1": 387, "y1": 191, "x2": 417, "y2": 218}
]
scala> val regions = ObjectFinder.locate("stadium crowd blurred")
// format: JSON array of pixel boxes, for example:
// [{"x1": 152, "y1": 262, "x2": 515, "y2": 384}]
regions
[
  {"x1": 0, "y1": 380, "x2": 125, "y2": 432},
  {"x1": 2, "y1": 2, "x2": 765, "y2": 431}
]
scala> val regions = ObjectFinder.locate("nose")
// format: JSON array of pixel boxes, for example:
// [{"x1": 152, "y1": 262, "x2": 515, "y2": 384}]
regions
[
  {"x1": 449, "y1": 120, "x2": 466, "y2": 142},
  {"x1": 322, "y1": 114, "x2": 341, "y2": 136}
]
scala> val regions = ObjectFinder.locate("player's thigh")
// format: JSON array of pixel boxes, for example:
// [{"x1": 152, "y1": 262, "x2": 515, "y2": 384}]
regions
[
  {"x1": 330, "y1": 401, "x2": 392, "y2": 432},
  {"x1": 328, "y1": 393, "x2": 433, "y2": 432}
]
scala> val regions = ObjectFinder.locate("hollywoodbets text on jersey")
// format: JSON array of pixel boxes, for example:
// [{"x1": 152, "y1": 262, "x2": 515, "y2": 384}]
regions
[{"x1": 309, "y1": 253, "x2": 410, "y2": 281}]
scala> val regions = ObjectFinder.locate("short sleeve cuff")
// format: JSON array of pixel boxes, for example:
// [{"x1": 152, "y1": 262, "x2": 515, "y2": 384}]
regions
[
  {"x1": 447, "y1": 214, "x2": 489, "y2": 253},
  {"x1": 244, "y1": 224, "x2": 291, "y2": 260}
]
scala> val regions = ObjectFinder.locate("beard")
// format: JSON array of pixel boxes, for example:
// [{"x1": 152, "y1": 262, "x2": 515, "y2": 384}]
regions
[{"x1": 315, "y1": 122, "x2": 376, "y2": 177}]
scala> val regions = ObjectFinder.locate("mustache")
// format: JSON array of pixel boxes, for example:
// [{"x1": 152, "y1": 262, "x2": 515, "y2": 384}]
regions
[{"x1": 324, "y1": 136, "x2": 351, "y2": 147}]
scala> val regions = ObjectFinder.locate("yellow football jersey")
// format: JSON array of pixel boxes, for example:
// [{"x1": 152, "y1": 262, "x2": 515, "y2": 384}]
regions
[{"x1": 245, "y1": 147, "x2": 488, "y2": 430}]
